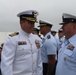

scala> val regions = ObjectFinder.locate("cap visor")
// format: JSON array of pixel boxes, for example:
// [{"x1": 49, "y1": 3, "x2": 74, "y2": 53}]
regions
[
  {"x1": 37, "y1": 26, "x2": 41, "y2": 27},
  {"x1": 59, "y1": 22, "x2": 67, "y2": 25}
]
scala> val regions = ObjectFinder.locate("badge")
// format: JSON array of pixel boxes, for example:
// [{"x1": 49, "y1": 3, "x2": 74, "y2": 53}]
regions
[
  {"x1": 47, "y1": 35, "x2": 51, "y2": 39},
  {"x1": 18, "y1": 41, "x2": 27, "y2": 45},
  {"x1": 67, "y1": 44, "x2": 74, "y2": 51},
  {"x1": 35, "y1": 40, "x2": 40, "y2": 49}
]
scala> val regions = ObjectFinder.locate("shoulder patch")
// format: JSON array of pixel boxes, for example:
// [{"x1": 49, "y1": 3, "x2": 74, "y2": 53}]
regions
[
  {"x1": 9, "y1": 32, "x2": 19, "y2": 37},
  {"x1": 47, "y1": 35, "x2": 51, "y2": 39}
]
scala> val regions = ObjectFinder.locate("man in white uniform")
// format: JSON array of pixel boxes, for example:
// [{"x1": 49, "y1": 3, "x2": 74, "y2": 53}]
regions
[
  {"x1": 56, "y1": 13, "x2": 76, "y2": 75},
  {"x1": 1, "y1": 10, "x2": 43, "y2": 75}
]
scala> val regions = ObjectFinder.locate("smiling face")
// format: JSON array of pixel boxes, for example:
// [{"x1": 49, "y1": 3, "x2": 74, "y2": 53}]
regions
[{"x1": 20, "y1": 19, "x2": 35, "y2": 34}]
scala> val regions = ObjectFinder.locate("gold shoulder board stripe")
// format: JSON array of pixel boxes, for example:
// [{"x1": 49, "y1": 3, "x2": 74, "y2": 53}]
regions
[{"x1": 9, "y1": 32, "x2": 19, "y2": 37}]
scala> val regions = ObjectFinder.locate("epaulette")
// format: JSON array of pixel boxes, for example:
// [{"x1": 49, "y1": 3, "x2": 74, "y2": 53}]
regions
[
  {"x1": 9, "y1": 32, "x2": 19, "y2": 37},
  {"x1": 47, "y1": 35, "x2": 51, "y2": 39}
]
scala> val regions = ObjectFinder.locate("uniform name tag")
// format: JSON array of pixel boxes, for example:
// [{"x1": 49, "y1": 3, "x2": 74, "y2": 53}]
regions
[{"x1": 18, "y1": 41, "x2": 27, "y2": 45}]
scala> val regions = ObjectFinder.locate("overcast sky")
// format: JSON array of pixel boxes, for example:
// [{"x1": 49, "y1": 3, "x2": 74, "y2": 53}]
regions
[{"x1": 0, "y1": 0, "x2": 76, "y2": 32}]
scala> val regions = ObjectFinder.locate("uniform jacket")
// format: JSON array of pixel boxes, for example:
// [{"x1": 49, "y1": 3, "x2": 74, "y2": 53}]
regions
[
  {"x1": 56, "y1": 34, "x2": 76, "y2": 75},
  {"x1": 1, "y1": 29, "x2": 43, "y2": 75}
]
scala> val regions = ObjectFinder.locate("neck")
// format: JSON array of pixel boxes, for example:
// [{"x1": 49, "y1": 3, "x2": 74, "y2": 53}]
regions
[
  {"x1": 44, "y1": 31, "x2": 50, "y2": 36},
  {"x1": 65, "y1": 33, "x2": 76, "y2": 39}
]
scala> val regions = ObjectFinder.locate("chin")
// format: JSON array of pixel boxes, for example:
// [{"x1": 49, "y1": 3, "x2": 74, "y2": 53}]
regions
[{"x1": 29, "y1": 31, "x2": 32, "y2": 33}]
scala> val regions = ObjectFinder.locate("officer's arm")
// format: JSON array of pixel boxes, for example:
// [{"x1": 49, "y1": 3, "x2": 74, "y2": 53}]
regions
[
  {"x1": 45, "y1": 40, "x2": 56, "y2": 75},
  {"x1": 1, "y1": 36, "x2": 16, "y2": 75},
  {"x1": 47, "y1": 55, "x2": 56, "y2": 75}
]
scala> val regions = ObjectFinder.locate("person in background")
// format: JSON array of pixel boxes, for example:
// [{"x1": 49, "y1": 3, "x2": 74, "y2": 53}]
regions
[
  {"x1": 58, "y1": 29, "x2": 64, "y2": 39},
  {"x1": 0, "y1": 47, "x2": 2, "y2": 57},
  {"x1": 0, "y1": 47, "x2": 2, "y2": 75},
  {"x1": 56, "y1": 13, "x2": 76, "y2": 75},
  {"x1": 1, "y1": 43, "x2": 4, "y2": 49},
  {"x1": 51, "y1": 30, "x2": 59, "y2": 49},
  {"x1": 32, "y1": 27, "x2": 42, "y2": 38},
  {"x1": 32, "y1": 27, "x2": 39, "y2": 35},
  {"x1": 51, "y1": 30, "x2": 59, "y2": 75},
  {"x1": 0, "y1": 43, "x2": 3, "y2": 75},
  {"x1": 38, "y1": 20, "x2": 57, "y2": 75},
  {"x1": 58, "y1": 29, "x2": 65, "y2": 49},
  {"x1": 1, "y1": 10, "x2": 43, "y2": 75},
  {"x1": 51, "y1": 30, "x2": 57, "y2": 36}
]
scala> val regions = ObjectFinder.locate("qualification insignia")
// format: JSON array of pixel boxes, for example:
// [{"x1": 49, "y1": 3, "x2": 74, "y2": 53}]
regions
[
  {"x1": 67, "y1": 44, "x2": 74, "y2": 51},
  {"x1": 35, "y1": 40, "x2": 40, "y2": 49}
]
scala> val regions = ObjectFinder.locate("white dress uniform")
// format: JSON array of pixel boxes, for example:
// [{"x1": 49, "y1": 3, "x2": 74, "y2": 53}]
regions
[
  {"x1": 56, "y1": 34, "x2": 76, "y2": 75},
  {"x1": 1, "y1": 29, "x2": 43, "y2": 75}
]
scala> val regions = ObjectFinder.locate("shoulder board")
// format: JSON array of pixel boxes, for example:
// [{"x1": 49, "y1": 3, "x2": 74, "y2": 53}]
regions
[
  {"x1": 47, "y1": 35, "x2": 51, "y2": 39},
  {"x1": 9, "y1": 32, "x2": 19, "y2": 37}
]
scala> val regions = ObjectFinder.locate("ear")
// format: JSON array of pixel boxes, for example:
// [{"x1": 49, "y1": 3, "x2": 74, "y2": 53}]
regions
[{"x1": 20, "y1": 20, "x2": 25, "y2": 24}]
